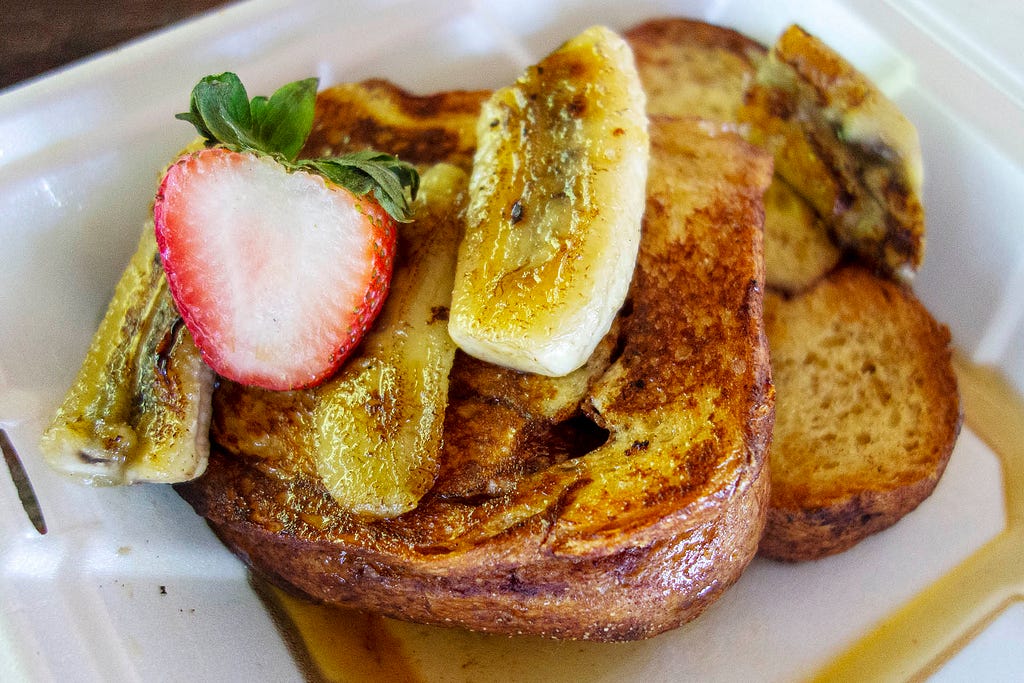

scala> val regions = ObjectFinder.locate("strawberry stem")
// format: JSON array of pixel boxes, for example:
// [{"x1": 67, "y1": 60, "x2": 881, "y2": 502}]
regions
[{"x1": 176, "y1": 72, "x2": 419, "y2": 222}]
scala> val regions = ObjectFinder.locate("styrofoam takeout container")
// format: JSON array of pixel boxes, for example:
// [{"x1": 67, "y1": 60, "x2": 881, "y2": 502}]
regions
[{"x1": 1, "y1": 0, "x2": 1022, "y2": 680}]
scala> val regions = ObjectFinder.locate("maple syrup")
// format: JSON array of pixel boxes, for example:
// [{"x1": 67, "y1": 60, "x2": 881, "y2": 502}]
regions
[
  {"x1": 255, "y1": 580, "x2": 421, "y2": 683},
  {"x1": 255, "y1": 353, "x2": 1024, "y2": 682},
  {"x1": 812, "y1": 354, "x2": 1024, "y2": 681}
]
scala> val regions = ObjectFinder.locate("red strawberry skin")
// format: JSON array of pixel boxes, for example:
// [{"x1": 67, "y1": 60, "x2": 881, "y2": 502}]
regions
[{"x1": 154, "y1": 148, "x2": 397, "y2": 390}]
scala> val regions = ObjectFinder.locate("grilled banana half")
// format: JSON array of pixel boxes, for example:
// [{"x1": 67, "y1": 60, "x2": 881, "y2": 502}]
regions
[
  {"x1": 40, "y1": 228, "x2": 214, "y2": 485},
  {"x1": 448, "y1": 25, "x2": 649, "y2": 376},
  {"x1": 741, "y1": 24, "x2": 925, "y2": 276},
  {"x1": 312, "y1": 164, "x2": 467, "y2": 518}
]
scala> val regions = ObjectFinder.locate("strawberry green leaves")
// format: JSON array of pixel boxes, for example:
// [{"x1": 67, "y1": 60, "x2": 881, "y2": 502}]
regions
[
  {"x1": 176, "y1": 72, "x2": 417, "y2": 221},
  {"x1": 176, "y1": 73, "x2": 265, "y2": 154},
  {"x1": 304, "y1": 151, "x2": 421, "y2": 224},
  {"x1": 177, "y1": 72, "x2": 318, "y2": 160},
  {"x1": 248, "y1": 77, "x2": 319, "y2": 160}
]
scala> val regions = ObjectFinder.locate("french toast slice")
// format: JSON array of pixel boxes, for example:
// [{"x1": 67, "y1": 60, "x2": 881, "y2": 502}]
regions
[
  {"x1": 628, "y1": 17, "x2": 959, "y2": 561},
  {"x1": 760, "y1": 265, "x2": 960, "y2": 560},
  {"x1": 303, "y1": 78, "x2": 487, "y2": 169},
  {"x1": 626, "y1": 18, "x2": 839, "y2": 295},
  {"x1": 176, "y1": 76, "x2": 775, "y2": 640},
  {"x1": 625, "y1": 16, "x2": 763, "y2": 122}
]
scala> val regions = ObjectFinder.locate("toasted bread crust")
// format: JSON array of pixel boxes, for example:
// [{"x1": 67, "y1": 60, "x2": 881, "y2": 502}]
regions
[
  {"x1": 628, "y1": 18, "x2": 840, "y2": 295},
  {"x1": 760, "y1": 265, "x2": 961, "y2": 560},
  {"x1": 176, "y1": 84, "x2": 775, "y2": 640},
  {"x1": 628, "y1": 18, "x2": 959, "y2": 562},
  {"x1": 186, "y1": 443, "x2": 770, "y2": 640},
  {"x1": 626, "y1": 17, "x2": 764, "y2": 121},
  {"x1": 303, "y1": 79, "x2": 488, "y2": 170}
]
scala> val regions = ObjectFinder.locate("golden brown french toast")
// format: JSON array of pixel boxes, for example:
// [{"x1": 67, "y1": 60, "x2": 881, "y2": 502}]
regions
[
  {"x1": 760, "y1": 265, "x2": 960, "y2": 560},
  {"x1": 629, "y1": 17, "x2": 959, "y2": 561},
  {"x1": 176, "y1": 78, "x2": 775, "y2": 640},
  {"x1": 625, "y1": 16, "x2": 763, "y2": 121},
  {"x1": 627, "y1": 18, "x2": 839, "y2": 295},
  {"x1": 303, "y1": 78, "x2": 487, "y2": 170}
]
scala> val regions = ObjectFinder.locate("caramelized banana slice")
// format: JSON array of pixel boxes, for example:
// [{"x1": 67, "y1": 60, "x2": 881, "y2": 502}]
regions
[
  {"x1": 40, "y1": 229, "x2": 214, "y2": 485},
  {"x1": 449, "y1": 25, "x2": 649, "y2": 376},
  {"x1": 741, "y1": 24, "x2": 925, "y2": 276},
  {"x1": 312, "y1": 164, "x2": 467, "y2": 518}
]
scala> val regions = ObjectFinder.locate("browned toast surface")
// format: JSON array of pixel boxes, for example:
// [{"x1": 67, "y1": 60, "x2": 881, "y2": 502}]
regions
[
  {"x1": 628, "y1": 17, "x2": 838, "y2": 295},
  {"x1": 760, "y1": 265, "x2": 960, "y2": 560},
  {"x1": 626, "y1": 17, "x2": 763, "y2": 121},
  {"x1": 176, "y1": 81, "x2": 775, "y2": 640},
  {"x1": 630, "y1": 17, "x2": 959, "y2": 561},
  {"x1": 303, "y1": 78, "x2": 487, "y2": 170}
]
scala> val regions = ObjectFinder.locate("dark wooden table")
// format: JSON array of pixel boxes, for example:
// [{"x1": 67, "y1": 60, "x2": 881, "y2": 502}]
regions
[{"x1": 2, "y1": 0, "x2": 233, "y2": 90}]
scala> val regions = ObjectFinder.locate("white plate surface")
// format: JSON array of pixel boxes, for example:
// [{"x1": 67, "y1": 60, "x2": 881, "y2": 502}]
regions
[{"x1": 2, "y1": 1, "x2": 1023, "y2": 681}]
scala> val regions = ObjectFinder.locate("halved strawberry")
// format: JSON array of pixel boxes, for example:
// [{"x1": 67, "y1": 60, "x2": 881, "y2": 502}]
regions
[{"x1": 154, "y1": 147, "x2": 397, "y2": 390}]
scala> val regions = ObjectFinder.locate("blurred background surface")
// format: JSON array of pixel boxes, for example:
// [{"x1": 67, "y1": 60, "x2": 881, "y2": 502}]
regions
[{"x1": 2, "y1": 0, "x2": 232, "y2": 90}]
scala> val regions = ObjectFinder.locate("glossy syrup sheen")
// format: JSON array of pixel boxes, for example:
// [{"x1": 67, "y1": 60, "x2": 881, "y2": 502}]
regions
[
  {"x1": 254, "y1": 353, "x2": 1023, "y2": 682},
  {"x1": 257, "y1": 578, "x2": 664, "y2": 682},
  {"x1": 813, "y1": 354, "x2": 1024, "y2": 682},
  {"x1": 255, "y1": 580, "x2": 418, "y2": 682}
]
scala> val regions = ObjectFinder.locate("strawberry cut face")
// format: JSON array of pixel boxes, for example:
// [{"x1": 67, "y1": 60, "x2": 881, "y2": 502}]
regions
[{"x1": 155, "y1": 148, "x2": 397, "y2": 390}]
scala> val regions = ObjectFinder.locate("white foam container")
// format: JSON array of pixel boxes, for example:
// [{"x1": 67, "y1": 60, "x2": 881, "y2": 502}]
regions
[{"x1": 1, "y1": 0, "x2": 1022, "y2": 680}]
